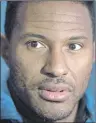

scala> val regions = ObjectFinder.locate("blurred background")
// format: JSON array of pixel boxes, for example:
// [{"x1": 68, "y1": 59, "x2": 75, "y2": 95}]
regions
[{"x1": 1, "y1": 1, "x2": 96, "y2": 121}]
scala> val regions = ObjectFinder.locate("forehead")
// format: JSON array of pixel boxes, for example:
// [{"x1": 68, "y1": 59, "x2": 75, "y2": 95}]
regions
[{"x1": 16, "y1": 1, "x2": 92, "y2": 41}]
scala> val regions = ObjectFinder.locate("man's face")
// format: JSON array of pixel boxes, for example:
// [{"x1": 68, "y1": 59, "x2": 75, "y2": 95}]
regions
[{"x1": 9, "y1": 1, "x2": 93, "y2": 122}]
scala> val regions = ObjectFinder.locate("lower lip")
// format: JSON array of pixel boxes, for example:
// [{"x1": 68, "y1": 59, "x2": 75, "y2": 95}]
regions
[{"x1": 39, "y1": 90, "x2": 70, "y2": 102}]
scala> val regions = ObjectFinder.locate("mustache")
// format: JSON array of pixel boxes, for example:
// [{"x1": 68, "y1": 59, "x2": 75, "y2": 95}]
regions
[
  {"x1": 41, "y1": 77, "x2": 69, "y2": 84},
  {"x1": 33, "y1": 76, "x2": 75, "y2": 91}
]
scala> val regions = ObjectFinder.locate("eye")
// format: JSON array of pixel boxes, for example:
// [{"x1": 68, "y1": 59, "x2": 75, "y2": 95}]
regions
[
  {"x1": 25, "y1": 40, "x2": 45, "y2": 49},
  {"x1": 69, "y1": 43, "x2": 82, "y2": 51}
]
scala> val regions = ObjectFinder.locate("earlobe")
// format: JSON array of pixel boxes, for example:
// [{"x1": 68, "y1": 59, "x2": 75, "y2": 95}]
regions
[{"x1": 0, "y1": 33, "x2": 10, "y2": 64}]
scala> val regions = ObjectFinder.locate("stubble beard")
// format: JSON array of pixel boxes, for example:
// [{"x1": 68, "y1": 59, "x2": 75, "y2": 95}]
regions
[{"x1": 8, "y1": 64, "x2": 79, "y2": 122}]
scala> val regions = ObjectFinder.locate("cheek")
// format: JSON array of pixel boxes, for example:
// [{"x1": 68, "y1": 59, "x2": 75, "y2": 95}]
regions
[
  {"x1": 12, "y1": 45, "x2": 47, "y2": 85},
  {"x1": 71, "y1": 55, "x2": 93, "y2": 97}
]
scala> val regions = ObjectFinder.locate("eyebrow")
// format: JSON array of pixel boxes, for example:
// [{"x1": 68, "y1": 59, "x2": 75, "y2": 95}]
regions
[
  {"x1": 21, "y1": 33, "x2": 88, "y2": 42},
  {"x1": 21, "y1": 33, "x2": 46, "y2": 40},
  {"x1": 69, "y1": 36, "x2": 88, "y2": 41}
]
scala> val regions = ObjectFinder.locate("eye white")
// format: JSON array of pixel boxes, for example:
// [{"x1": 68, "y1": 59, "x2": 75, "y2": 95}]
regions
[
  {"x1": 25, "y1": 41, "x2": 45, "y2": 48},
  {"x1": 74, "y1": 44, "x2": 82, "y2": 50},
  {"x1": 69, "y1": 44, "x2": 82, "y2": 51},
  {"x1": 36, "y1": 42, "x2": 44, "y2": 48}
]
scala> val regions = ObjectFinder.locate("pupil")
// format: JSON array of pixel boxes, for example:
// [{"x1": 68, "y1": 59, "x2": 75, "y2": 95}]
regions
[
  {"x1": 31, "y1": 41, "x2": 38, "y2": 47},
  {"x1": 69, "y1": 44, "x2": 76, "y2": 50}
]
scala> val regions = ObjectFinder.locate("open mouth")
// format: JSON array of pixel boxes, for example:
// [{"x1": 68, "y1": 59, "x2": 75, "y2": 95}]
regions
[{"x1": 38, "y1": 84, "x2": 72, "y2": 102}]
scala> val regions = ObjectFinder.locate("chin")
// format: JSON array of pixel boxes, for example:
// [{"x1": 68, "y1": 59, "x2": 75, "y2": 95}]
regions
[
  {"x1": 32, "y1": 105, "x2": 75, "y2": 122},
  {"x1": 41, "y1": 110, "x2": 73, "y2": 121},
  {"x1": 29, "y1": 96, "x2": 76, "y2": 121}
]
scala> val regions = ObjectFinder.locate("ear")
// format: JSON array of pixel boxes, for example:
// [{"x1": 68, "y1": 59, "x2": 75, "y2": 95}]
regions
[
  {"x1": 0, "y1": 33, "x2": 10, "y2": 64},
  {"x1": 93, "y1": 41, "x2": 96, "y2": 63}
]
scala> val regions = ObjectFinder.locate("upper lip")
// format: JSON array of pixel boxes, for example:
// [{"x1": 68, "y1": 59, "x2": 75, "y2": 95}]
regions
[{"x1": 38, "y1": 83, "x2": 73, "y2": 92}]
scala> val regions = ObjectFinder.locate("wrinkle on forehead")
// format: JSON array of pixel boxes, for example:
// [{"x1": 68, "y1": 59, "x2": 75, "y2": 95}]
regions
[
  {"x1": 27, "y1": 25, "x2": 85, "y2": 32},
  {"x1": 27, "y1": 12, "x2": 82, "y2": 23},
  {"x1": 26, "y1": 1, "x2": 88, "y2": 14},
  {"x1": 28, "y1": 12, "x2": 82, "y2": 17},
  {"x1": 25, "y1": 1, "x2": 90, "y2": 19},
  {"x1": 26, "y1": 8, "x2": 88, "y2": 23},
  {"x1": 16, "y1": 1, "x2": 92, "y2": 41},
  {"x1": 26, "y1": 19, "x2": 85, "y2": 31},
  {"x1": 26, "y1": 13, "x2": 85, "y2": 31},
  {"x1": 26, "y1": 14, "x2": 83, "y2": 23},
  {"x1": 17, "y1": 1, "x2": 91, "y2": 25},
  {"x1": 25, "y1": 2, "x2": 91, "y2": 29}
]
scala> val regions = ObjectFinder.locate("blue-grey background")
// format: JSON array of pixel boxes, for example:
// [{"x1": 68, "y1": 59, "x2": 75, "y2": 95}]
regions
[{"x1": 1, "y1": 1, "x2": 96, "y2": 121}]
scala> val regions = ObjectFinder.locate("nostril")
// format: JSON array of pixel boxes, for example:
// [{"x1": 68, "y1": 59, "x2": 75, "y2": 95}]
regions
[
  {"x1": 46, "y1": 72, "x2": 58, "y2": 78},
  {"x1": 60, "y1": 90, "x2": 64, "y2": 92}
]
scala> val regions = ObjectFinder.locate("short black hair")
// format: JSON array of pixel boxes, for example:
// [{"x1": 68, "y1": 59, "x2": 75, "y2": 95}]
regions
[
  {"x1": 5, "y1": 1, "x2": 22, "y2": 41},
  {"x1": 5, "y1": 1, "x2": 95, "y2": 41}
]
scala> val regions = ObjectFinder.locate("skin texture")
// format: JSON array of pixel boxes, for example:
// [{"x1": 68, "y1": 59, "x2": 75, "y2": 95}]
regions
[{"x1": 3, "y1": 1, "x2": 95, "y2": 122}]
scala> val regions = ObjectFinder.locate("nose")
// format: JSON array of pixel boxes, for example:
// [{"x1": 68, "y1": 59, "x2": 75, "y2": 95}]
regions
[{"x1": 41, "y1": 49, "x2": 68, "y2": 77}]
